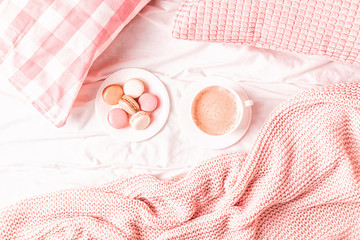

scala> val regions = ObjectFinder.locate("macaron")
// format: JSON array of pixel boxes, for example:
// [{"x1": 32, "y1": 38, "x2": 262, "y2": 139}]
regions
[
  {"x1": 130, "y1": 111, "x2": 151, "y2": 130},
  {"x1": 138, "y1": 93, "x2": 158, "y2": 112},
  {"x1": 108, "y1": 108, "x2": 128, "y2": 129},
  {"x1": 123, "y1": 79, "x2": 145, "y2": 98},
  {"x1": 102, "y1": 84, "x2": 124, "y2": 105},
  {"x1": 119, "y1": 95, "x2": 140, "y2": 115}
]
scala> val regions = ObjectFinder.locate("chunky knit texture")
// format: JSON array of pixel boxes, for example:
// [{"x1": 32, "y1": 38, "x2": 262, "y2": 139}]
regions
[
  {"x1": 1, "y1": 83, "x2": 360, "y2": 239},
  {"x1": 172, "y1": 0, "x2": 360, "y2": 65}
]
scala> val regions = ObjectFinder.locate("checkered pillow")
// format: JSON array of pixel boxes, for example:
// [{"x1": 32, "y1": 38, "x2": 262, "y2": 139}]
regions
[
  {"x1": 1, "y1": 0, "x2": 149, "y2": 127},
  {"x1": 173, "y1": 0, "x2": 360, "y2": 65}
]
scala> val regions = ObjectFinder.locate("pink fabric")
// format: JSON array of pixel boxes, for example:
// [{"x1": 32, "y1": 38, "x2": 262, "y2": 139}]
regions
[
  {"x1": 0, "y1": 0, "x2": 150, "y2": 127},
  {"x1": 172, "y1": 0, "x2": 360, "y2": 65},
  {"x1": 1, "y1": 83, "x2": 360, "y2": 239}
]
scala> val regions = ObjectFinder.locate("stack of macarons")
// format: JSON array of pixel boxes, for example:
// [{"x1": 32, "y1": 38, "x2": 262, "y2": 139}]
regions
[{"x1": 102, "y1": 79, "x2": 158, "y2": 130}]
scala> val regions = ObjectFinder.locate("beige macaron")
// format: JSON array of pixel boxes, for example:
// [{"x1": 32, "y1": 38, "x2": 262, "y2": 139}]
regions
[
  {"x1": 123, "y1": 79, "x2": 145, "y2": 98},
  {"x1": 119, "y1": 95, "x2": 140, "y2": 115},
  {"x1": 130, "y1": 111, "x2": 151, "y2": 130}
]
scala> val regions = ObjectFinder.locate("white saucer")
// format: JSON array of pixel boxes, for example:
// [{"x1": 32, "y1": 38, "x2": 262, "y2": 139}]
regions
[
  {"x1": 95, "y1": 68, "x2": 170, "y2": 142},
  {"x1": 178, "y1": 77, "x2": 252, "y2": 149}
]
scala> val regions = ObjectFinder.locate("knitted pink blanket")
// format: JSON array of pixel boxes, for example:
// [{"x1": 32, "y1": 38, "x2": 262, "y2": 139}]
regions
[{"x1": 1, "y1": 83, "x2": 360, "y2": 239}]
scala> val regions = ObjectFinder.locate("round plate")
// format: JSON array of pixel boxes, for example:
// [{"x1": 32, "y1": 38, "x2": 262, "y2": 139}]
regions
[
  {"x1": 178, "y1": 77, "x2": 252, "y2": 149},
  {"x1": 95, "y1": 68, "x2": 170, "y2": 142}
]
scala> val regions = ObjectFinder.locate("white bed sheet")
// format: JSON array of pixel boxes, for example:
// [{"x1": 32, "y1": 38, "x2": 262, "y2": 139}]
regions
[{"x1": 1, "y1": 0, "x2": 360, "y2": 209}]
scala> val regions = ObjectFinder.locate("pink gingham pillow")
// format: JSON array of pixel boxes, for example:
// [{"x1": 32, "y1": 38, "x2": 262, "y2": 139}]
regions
[
  {"x1": 173, "y1": 0, "x2": 360, "y2": 65},
  {"x1": 0, "y1": 0, "x2": 149, "y2": 127}
]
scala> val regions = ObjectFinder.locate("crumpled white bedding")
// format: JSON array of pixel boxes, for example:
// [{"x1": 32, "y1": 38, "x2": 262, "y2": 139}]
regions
[{"x1": 0, "y1": 0, "x2": 360, "y2": 209}]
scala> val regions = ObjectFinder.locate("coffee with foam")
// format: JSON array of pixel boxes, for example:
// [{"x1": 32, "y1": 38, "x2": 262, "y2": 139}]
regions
[{"x1": 191, "y1": 86, "x2": 241, "y2": 136}]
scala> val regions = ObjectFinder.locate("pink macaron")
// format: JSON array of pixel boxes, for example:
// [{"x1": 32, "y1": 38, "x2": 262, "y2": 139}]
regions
[
  {"x1": 138, "y1": 93, "x2": 158, "y2": 112},
  {"x1": 107, "y1": 108, "x2": 129, "y2": 129}
]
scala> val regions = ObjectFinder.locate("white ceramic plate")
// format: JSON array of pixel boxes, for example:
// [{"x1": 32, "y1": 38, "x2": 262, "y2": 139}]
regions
[
  {"x1": 95, "y1": 68, "x2": 170, "y2": 142},
  {"x1": 178, "y1": 77, "x2": 252, "y2": 149}
]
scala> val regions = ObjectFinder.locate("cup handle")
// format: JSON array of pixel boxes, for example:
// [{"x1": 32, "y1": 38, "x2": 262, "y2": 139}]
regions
[{"x1": 244, "y1": 99, "x2": 253, "y2": 107}]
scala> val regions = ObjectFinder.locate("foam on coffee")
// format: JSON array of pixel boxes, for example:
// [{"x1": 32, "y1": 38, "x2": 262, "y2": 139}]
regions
[{"x1": 191, "y1": 86, "x2": 241, "y2": 136}]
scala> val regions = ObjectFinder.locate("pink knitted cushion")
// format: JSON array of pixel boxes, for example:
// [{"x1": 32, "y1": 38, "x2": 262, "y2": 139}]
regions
[
  {"x1": 0, "y1": 0, "x2": 149, "y2": 127},
  {"x1": 1, "y1": 82, "x2": 360, "y2": 238},
  {"x1": 173, "y1": 0, "x2": 360, "y2": 65}
]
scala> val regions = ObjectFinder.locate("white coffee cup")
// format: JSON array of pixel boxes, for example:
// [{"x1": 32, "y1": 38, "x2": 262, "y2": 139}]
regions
[{"x1": 191, "y1": 85, "x2": 245, "y2": 136}]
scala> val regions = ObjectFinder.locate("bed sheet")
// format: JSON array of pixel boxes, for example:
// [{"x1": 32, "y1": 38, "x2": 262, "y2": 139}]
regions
[{"x1": 1, "y1": 0, "x2": 360, "y2": 209}]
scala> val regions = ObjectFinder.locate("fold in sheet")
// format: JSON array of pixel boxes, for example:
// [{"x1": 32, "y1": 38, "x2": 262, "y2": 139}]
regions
[{"x1": 1, "y1": 83, "x2": 360, "y2": 239}]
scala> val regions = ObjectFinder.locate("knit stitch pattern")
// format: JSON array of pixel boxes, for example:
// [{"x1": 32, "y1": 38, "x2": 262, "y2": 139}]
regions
[
  {"x1": 1, "y1": 82, "x2": 360, "y2": 239},
  {"x1": 172, "y1": 0, "x2": 360, "y2": 65}
]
